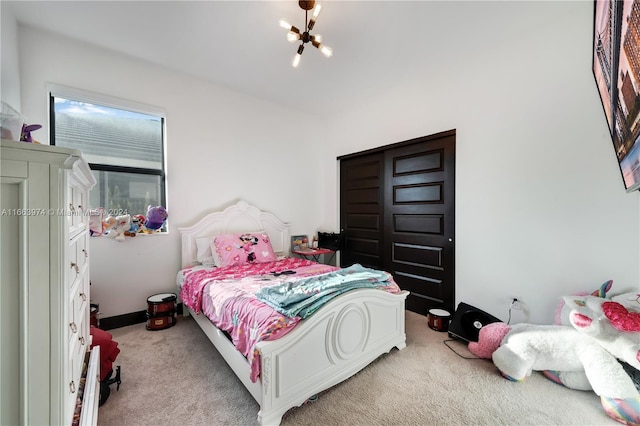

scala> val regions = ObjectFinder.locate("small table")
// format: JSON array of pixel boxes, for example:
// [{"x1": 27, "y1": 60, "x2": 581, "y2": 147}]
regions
[{"x1": 292, "y1": 248, "x2": 336, "y2": 264}]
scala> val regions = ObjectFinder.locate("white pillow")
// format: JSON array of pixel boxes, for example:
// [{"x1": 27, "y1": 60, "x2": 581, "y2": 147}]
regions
[{"x1": 195, "y1": 237, "x2": 217, "y2": 267}]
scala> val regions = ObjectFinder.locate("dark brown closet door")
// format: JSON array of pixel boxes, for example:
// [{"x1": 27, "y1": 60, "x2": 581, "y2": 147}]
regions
[
  {"x1": 339, "y1": 152, "x2": 384, "y2": 270},
  {"x1": 383, "y1": 132, "x2": 455, "y2": 314},
  {"x1": 339, "y1": 130, "x2": 455, "y2": 315}
]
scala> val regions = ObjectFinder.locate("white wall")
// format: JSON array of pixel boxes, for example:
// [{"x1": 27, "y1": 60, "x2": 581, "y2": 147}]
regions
[
  {"x1": 321, "y1": 1, "x2": 640, "y2": 324},
  {"x1": 16, "y1": 26, "x2": 326, "y2": 318},
  {"x1": 8, "y1": 1, "x2": 640, "y2": 324},
  {"x1": 1, "y1": 5, "x2": 21, "y2": 111}
]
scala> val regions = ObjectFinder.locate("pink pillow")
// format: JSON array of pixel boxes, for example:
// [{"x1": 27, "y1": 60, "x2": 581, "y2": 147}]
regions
[{"x1": 212, "y1": 232, "x2": 277, "y2": 267}]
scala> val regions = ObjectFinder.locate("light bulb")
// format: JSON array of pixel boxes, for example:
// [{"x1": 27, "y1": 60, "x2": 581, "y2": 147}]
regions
[
  {"x1": 287, "y1": 31, "x2": 300, "y2": 43},
  {"x1": 312, "y1": 4, "x2": 322, "y2": 20},
  {"x1": 292, "y1": 53, "x2": 302, "y2": 68},
  {"x1": 279, "y1": 19, "x2": 291, "y2": 30},
  {"x1": 312, "y1": 34, "x2": 322, "y2": 43},
  {"x1": 320, "y1": 45, "x2": 333, "y2": 58}
]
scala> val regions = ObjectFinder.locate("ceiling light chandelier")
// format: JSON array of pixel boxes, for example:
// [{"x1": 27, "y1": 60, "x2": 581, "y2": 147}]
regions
[{"x1": 279, "y1": 1, "x2": 333, "y2": 68}]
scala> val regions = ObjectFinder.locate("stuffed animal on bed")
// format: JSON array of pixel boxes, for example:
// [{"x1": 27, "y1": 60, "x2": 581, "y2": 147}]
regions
[{"x1": 468, "y1": 320, "x2": 640, "y2": 425}]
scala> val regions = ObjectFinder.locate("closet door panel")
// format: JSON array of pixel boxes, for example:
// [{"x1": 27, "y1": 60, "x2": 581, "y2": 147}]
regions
[
  {"x1": 384, "y1": 132, "x2": 455, "y2": 314},
  {"x1": 339, "y1": 130, "x2": 456, "y2": 316},
  {"x1": 339, "y1": 152, "x2": 384, "y2": 269}
]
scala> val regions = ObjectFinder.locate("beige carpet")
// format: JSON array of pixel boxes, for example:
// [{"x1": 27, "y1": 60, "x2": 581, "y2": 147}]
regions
[{"x1": 97, "y1": 311, "x2": 616, "y2": 426}]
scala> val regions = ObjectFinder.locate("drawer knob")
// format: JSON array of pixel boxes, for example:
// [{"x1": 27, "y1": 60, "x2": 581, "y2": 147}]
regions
[
  {"x1": 79, "y1": 292, "x2": 86, "y2": 301},
  {"x1": 70, "y1": 262, "x2": 79, "y2": 274},
  {"x1": 69, "y1": 203, "x2": 75, "y2": 213},
  {"x1": 82, "y1": 249, "x2": 88, "y2": 258},
  {"x1": 79, "y1": 336, "x2": 85, "y2": 345},
  {"x1": 69, "y1": 322, "x2": 77, "y2": 333},
  {"x1": 70, "y1": 381, "x2": 76, "y2": 393}
]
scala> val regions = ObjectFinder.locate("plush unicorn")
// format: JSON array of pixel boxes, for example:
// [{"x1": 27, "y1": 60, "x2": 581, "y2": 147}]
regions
[
  {"x1": 564, "y1": 291, "x2": 640, "y2": 425},
  {"x1": 468, "y1": 284, "x2": 640, "y2": 425}
]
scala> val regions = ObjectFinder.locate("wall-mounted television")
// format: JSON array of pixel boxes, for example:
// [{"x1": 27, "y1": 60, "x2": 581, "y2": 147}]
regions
[{"x1": 593, "y1": 0, "x2": 640, "y2": 192}]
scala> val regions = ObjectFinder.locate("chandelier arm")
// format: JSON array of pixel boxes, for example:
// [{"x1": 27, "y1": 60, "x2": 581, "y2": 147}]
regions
[{"x1": 285, "y1": 1, "x2": 331, "y2": 67}]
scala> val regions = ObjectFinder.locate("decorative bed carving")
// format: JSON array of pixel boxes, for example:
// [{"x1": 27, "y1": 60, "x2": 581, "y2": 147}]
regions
[{"x1": 178, "y1": 200, "x2": 408, "y2": 425}]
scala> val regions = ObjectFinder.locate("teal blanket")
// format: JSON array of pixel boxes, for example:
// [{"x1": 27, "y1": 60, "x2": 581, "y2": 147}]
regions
[{"x1": 255, "y1": 263, "x2": 398, "y2": 319}]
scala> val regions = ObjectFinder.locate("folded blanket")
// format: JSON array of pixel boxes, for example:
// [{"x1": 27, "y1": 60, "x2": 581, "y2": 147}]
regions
[{"x1": 255, "y1": 263, "x2": 401, "y2": 318}]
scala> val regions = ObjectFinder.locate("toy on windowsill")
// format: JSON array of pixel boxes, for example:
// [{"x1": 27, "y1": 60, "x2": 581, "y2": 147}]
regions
[
  {"x1": 105, "y1": 214, "x2": 131, "y2": 242},
  {"x1": 143, "y1": 205, "x2": 167, "y2": 233},
  {"x1": 20, "y1": 123, "x2": 42, "y2": 143},
  {"x1": 131, "y1": 215, "x2": 145, "y2": 233},
  {"x1": 88, "y1": 208, "x2": 107, "y2": 236},
  {"x1": 102, "y1": 215, "x2": 117, "y2": 235},
  {"x1": 125, "y1": 214, "x2": 144, "y2": 237}
]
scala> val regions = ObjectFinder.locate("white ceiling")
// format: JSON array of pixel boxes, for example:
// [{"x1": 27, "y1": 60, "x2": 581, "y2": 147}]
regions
[{"x1": 4, "y1": 1, "x2": 580, "y2": 113}]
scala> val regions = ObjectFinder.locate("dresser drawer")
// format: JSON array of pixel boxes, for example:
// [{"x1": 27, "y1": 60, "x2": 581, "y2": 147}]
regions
[
  {"x1": 75, "y1": 233, "x2": 89, "y2": 272},
  {"x1": 67, "y1": 178, "x2": 89, "y2": 238},
  {"x1": 67, "y1": 231, "x2": 89, "y2": 289},
  {"x1": 66, "y1": 335, "x2": 84, "y2": 422},
  {"x1": 69, "y1": 275, "x2": 89, "y2": 333},
  {"x1": 67, "y1": 240, "x2": 80, "y2": 289},
  {"x1": 67, "y1": 297, "x2": 89, "y2": 417}
]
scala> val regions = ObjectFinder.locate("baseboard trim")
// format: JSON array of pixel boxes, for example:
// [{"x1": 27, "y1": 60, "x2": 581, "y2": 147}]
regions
[{"x1": 99, "y1": 303, "x2": 184, "y2": 330}]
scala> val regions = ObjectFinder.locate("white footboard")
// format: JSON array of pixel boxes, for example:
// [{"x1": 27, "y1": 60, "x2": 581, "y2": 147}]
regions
[
  {"x1": 255, "y1": 288, "x2": 408, "y2": 425},
  {"x1": 185, "y1": 288, "x2": 408, "y2": 426}
]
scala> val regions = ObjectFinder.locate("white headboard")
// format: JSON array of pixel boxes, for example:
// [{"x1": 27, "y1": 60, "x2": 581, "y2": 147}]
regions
[{"x1": 178, "y1": 200, "x2": 291, "y2": 268}]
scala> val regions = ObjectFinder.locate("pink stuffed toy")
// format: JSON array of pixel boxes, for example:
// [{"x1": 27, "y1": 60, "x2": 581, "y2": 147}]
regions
[{"x1": 468, "y1": 322, "x2": 511, "y2": 359}]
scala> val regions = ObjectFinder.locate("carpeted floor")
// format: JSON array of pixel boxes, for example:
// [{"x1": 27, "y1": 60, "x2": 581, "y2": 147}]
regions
[{"x1": 97, "y1": 311, "x2": 616, "y2": 426}]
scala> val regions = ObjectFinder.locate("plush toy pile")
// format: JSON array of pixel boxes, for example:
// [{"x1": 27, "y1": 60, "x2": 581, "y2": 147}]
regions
[
  {"x1": 468, "y1": 281, "x2": 640, "y2": 425},
  {"x1": 86, "y1": 206, "x2": 168, "y2": 241}
]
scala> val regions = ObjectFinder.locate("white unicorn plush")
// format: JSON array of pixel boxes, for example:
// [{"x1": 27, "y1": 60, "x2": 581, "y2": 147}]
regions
[{"x1": 564, "y1": 291, "x2": 640, "y2": 425}]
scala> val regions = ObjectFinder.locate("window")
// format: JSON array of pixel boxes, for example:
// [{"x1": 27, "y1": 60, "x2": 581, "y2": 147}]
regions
[{"x1": 49, "y1": 86, "x2": 166, "y2": 229}]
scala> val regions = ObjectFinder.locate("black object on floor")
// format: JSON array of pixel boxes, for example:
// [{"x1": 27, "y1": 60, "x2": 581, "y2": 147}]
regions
[
  {"x1": 447, "y1": 302, "x2": 502, "y2": 343},
  {"x1": 99, "y1": 365, "x2": 122, "y2": 406}
]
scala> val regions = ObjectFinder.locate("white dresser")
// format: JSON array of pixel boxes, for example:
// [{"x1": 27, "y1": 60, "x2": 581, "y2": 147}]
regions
[{"x1": 0, "y1": 139, "x2": 100, "y2": 425}]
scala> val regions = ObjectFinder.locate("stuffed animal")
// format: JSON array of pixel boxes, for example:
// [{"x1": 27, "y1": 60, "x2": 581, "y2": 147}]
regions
[
  {"x1": 131, "y1": 214, "x2": 145, "y2": 233},
  {"x1": 144, "y1": 205, "x2": 167, "y2": 232},
  {"x1": 88, "y1": 208, "x2": 106, "y2": 236},
  {"x1": 125, "y1": 214, "x2": 145, "y2": 237},
  {"x1": 469, "y1": 321, "x2": 640, "y2": 425},
  {"x1": 564, "y1": 291, "x2": 640, "y2": 425},
  {"x1": 102, "y1": 215, "x2": 117, "y2": 234},
  {"x1": 564, "y1": 293, "x2": 640, "y2": 371},
  {"x1": 20, "y1": 123, "x2": 42, "y2": 143},
  {"x1": 554, "y1": 280, "x2": 613, "y2": 326},
  {"x1": 105, "y1": 214, "x2": 131, "y2": 242}
]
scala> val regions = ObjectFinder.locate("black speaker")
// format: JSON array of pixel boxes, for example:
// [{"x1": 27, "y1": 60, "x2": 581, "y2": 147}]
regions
[
  {"x1": 447, "y1": 302, "x2": 502, "y2": 343},
  {"x1": 317, "y1": 231, "x2": 342, "y2": 251}
]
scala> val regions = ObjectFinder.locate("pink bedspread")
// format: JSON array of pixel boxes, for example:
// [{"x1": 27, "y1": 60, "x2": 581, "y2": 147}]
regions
[{"x1": 179, "y1": 258, "x2": 338, "y2": 381}]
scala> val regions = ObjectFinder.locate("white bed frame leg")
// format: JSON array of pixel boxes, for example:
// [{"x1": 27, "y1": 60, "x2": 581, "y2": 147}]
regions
[{"x1": 257, "y1": 410, "x2": 283, "y2": 426}]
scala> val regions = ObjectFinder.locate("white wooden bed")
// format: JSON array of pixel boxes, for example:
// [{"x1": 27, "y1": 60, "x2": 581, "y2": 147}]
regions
[{"x1": 178, "y1": 200, "x2": 408, "y2": 425}]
